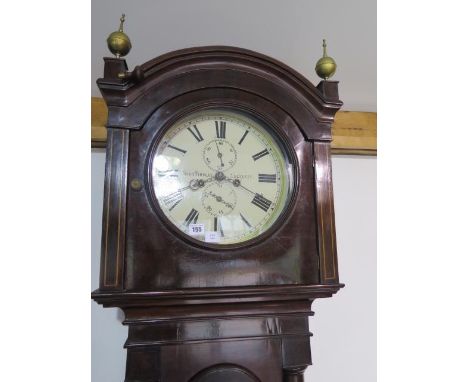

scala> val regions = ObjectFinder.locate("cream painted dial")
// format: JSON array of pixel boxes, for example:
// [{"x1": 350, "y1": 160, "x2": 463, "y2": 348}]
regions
[{"x1": 150, "y1": 109, "x2": 293, "y2": 245}]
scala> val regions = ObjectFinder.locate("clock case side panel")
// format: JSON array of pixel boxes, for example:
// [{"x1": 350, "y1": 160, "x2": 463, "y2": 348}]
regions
[
  {"x1": 313, "y1": 79, "x2": 341, "y2": 285},
  {"x1": 99, "y1": 128, "x2": 129, "y2": 290},
  {"x1": 314, "y1": 141, "x2": 339, "y2": 284},
  {"x1": 94, "y1": 47, "x2": 343, "y2": 295}
]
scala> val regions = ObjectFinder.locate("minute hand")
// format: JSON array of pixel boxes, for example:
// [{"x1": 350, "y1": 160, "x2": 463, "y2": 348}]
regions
[
  {"x1": 240, "y1": 184, "x2": 256, "y2": 195},
  {"x1": 225, "y1": 177, "x2": 256, "y2": 195}
]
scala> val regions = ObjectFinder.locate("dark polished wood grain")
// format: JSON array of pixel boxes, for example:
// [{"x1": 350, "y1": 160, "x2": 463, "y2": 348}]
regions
[
  {"x1": 93, "y1": 46, "x2": 343, "y2": 381},
  {"x1": 99, "y1": 128, "x2": 128, "y2": 290},
  {"x1": 314, "y1": 141, "x2": 340, "y2": 284}
]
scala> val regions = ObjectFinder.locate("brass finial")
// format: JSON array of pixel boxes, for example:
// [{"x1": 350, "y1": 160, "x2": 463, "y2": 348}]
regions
[
  {"x1": 107, "y1": 14, "x2": 132, "y2": 58},
  {"x1": 315, "y1": 39, "x2": 337, "y2": 80}
]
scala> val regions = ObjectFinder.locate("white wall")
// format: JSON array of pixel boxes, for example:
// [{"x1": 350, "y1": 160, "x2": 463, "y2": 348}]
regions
[
  {"x1": 92, "y1": 0, "x2": 376, "y2": 112},
  {"x1": 92, "y1": 151, "x2": 376, "y2": 381}
]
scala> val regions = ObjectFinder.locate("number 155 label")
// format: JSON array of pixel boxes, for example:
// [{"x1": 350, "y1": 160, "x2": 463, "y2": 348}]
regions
[{"x1": 188, "y1": 224, "x2": 205, "y2": 236}]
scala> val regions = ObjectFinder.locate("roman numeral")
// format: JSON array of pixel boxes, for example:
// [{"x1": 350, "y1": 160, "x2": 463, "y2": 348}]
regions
[
  {"x1": 240, "y1": 213, "x2": 252, "y2": 228},
  {"x1": 187, "y1": 125, "x2": 204, "y2": 142},
  {"x1": 252, "y1": 149, "x2": 269, "y2": 161},
  {"x1": 238, "y1": 130, "x2": 249, "y2": 145},
  {"x1": 213, "y1": 217, "x2": 224, "y2": 236},
  {"x1": 258, "y1": 174, "x2": 277, "y2": 183},
  {"x1": 251, "y1": 193, "x2": 272, "y2": 212},
  {"x1": 162, "y1": 190, "x2": 183, "y2": 211},
  {"x1": 184, "y1": 208, "x2": 199, "y2": 226},
  {"x1": 219, "y1": 219, "x2": 224, "y2": 237},
  {"x1": 215, "y1": 121, "x2": 226, "y2": 139},
  {"x1": 168, "y1": 144, "x2": 187, "y2": 154}
]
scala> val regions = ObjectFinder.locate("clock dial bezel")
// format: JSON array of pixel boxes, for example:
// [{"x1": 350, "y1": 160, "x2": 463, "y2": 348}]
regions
[{"x1": 146, "y1": 104, "x2": 299, "y2": 251}]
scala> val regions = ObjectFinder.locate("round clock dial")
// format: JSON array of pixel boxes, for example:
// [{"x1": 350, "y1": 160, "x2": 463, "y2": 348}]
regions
[{"x1": 150, "y1": 109, "x2": 294, "y2": 245}]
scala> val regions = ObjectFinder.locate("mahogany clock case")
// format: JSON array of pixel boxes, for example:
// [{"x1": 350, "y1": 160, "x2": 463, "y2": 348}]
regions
[
  {"x1": 93, "y1": 46, "x2": 343, "y2": 296},
  {"x1": 92, "y1": 46, "x2": 343, "y2": 382}
]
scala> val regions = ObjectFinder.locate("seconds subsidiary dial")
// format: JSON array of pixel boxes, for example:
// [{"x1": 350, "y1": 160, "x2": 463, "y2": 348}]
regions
[{"x1": 150, "y1": 109, "x2": 294, "y2": 245}]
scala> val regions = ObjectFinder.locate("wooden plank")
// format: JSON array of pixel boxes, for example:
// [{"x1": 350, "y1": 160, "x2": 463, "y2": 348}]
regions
[
  {"x1": 331, "y1": 111, "x2": 377, "y2": 155},
  {"x1": 91, "y1": 97, "x2": 377, "y2": 155},
  {"x1": 91, "y1": 97, "x2": 108, "y2": 148}
]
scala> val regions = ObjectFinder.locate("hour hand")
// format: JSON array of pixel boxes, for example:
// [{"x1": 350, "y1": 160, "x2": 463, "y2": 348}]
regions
[
  {"x1": 188, "y1": 176, "x2": 214, "y2": 190},
  {"x1": 215, "y1": 141, "x2": 224, "y2": 167},
  {"x1": 225, "y1": 177, "x2": 241, "y2": 187}
]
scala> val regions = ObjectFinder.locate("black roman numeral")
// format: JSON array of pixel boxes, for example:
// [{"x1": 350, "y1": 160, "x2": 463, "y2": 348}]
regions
[
  {"x1": 184, "y1": 208, "x2": 199, "y2": 226},
  {"x1": 251, "y1": 194, "x2": 272, "y2": 212},
  {"x1": 213, "y1": 217, "x2": 224, "y2": 236},
  {"x1": 219, "y1": 219, "x2": 224, "y2": 237},
  {"x1": 168, "y1": 144, "x2": 187, "y2": 154},
  {"x1": 187, "y1": 125, "x2": 204, "y2": 142},
  {"x1": 215, "y1": 121, "x2": 226, "y2": 139},
  {"x1": 238, "y1": 130, "x2": 249, "y2": 145},
  {"x1": 240, "y1": 213, "x2": 252, "y2": 228},
  {"x1": 162, "y1": 190, "x2": 183, "y2": 211},
  {"x1": 213, "y1": 217, "x2": 224, "y2": 237},
  {"x1": 258, "y1": 174, "x2": 277, "y2": 183},
  {"x1": 252, "y1": 149, "x2": 269, "y2": 161}
]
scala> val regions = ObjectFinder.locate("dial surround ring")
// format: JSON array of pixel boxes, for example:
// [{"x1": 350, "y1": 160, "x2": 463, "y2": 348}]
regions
[{"x1": 146, "y1": 106, "x2": 298, "y2": 250}]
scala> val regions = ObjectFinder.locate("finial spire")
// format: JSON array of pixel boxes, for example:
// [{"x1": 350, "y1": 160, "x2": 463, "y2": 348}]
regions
[
  {"x1": 315, "y1": 38, "x2": 337, "y2": 80},
  {"x1": 119, "y1": 14, "x2": 125, "y2": 32}
]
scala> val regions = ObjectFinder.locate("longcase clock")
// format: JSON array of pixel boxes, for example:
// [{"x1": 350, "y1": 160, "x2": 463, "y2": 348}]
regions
[{"x1": 93, "y1": 45, "x2": 343, "y2": 382}]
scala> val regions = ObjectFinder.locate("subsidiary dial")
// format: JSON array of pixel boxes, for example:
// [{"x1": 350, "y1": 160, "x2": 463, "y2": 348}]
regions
[
  {"x1": 202, "y1": 182, "x2": 237, "y2": 217},
  {"x1": 203, "y1": 139, "x2": 237, "y2": 172}
]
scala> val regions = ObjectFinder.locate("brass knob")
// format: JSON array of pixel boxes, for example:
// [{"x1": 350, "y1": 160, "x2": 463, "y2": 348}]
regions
[
  {"x1": 107, "y1": 14, "x2": 132, "y2": 58},
  {"x1": 315, "y1": 39, "x2": 337, "y2": 80},
  {"x1": 130, "y1": 178, "x2": 142, "y2": 191}
]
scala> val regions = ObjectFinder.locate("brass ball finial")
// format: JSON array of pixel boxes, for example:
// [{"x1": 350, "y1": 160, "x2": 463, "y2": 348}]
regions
[
  {"x1": 107, "y1": 14, "x2": 132, "y2": 58},
  {"x1": 315, "y1": 39, "x2": 337, "y2": 80}
]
